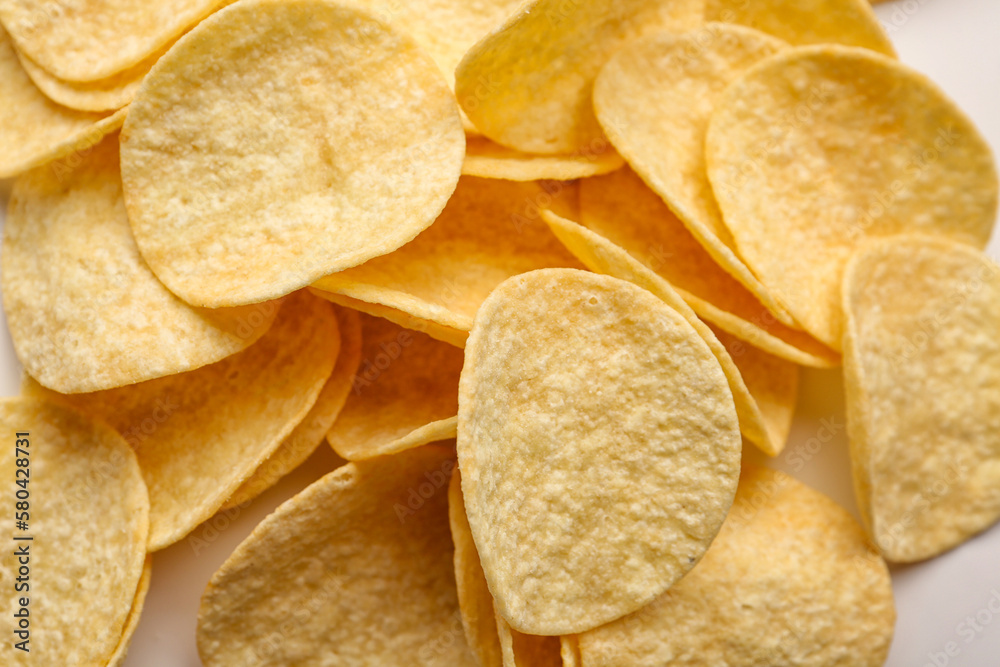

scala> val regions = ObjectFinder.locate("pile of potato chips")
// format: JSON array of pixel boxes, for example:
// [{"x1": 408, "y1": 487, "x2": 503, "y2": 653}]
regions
[{"x1": 1, "y1": 0, "x2": 997, "y2": 664}]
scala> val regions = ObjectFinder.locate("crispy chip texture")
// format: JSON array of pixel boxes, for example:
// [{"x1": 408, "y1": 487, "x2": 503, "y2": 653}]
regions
[
  {"x1": 24, "y1": 291, "x2": 338, "y2": 550},
  {"x1": 463, "y1": 137, "x2": 625, "y2": 181},
  {"x1": 0, "y1": 27, "x2": 125, "y2": 177},
  {"x1": 224, "y1": 305, "x2": 361, "y2": 509},
  {"x1": 107, "y1": 555, "x2": 153, "y2": 667},
  {"x1": 2, "y1": 134, "x2": 278, "y2": 394},
  {"x1": 312, "y1": 177, "x2": 583, "y2": 333},
  {"x1": 450, "y1": 470, "x2": 504, "y2": 667},
  {"x1": 17, "y1": 41, "x2": 165, "y2": 111},
  {"x1": 495, "y1": 608, "x2": 562, "y2": 667},
  {"x1": 311, "y1": 289, "x2": 470, "y2": 348},
  {"x1": 594, "y1": 25, "x2": 794, "y2": 326},
  {"x1": 450, "y1": 469, "x2": 562, "y2": 667},
  {"x1": 0, "y1": 398, "x2": 148, "y2": 666},
  {"x1": 121, "y1": 0, "x2": 465, "y2": 307},
  {"x1": 459, "y1": 269, "x2": 741, "y2": 635},
  {"x1": 706, "y1": 0, "x2": 894, "y2": 56},
  {"x1": 455, "y1": 0, "x2": 703, "y2": 154},
  {"x1": 542, "y1": 210, "x2": 799, "y2": 456},
  {"x1": 843, "y1": 236, "x2": 1000, "y2": 562},
  {"x1": 327, "y1": 313, "x2": 463, "y2": 461},
  {"x1": 353, "y1": 0, "x2": 520, "y2": 90},
  {"x1": 198, "y1": 445, "x2": 477, "y2": 666},
  {"x1": 577, "y1": 168, "x2": 837, "y2": 368},
  {"x1": 0, "y1": 0, "x2": 222, "y2": 81},
  {"x1": 711, "y1": 324, "x2": 799, "y2": 454},
  {"x1": 578, "y1": 465, "x2": 895, "y2": 666},
  {"x1": 706, "y1": 45, "x2": 998, "y2": 348},
  {"x1": 561, "y1": 637, "x2": 582, "y2": 667}
]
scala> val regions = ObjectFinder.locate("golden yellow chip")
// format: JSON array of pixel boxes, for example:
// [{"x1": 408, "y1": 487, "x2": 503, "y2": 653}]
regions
[
  {"x1": 495, "y1": 607, "x2": 562, "y2": 667},
  {"x1": 312, "y1": 177, "x2": 583, "y2": 335},
  {"x1": 843, "y1": 235, "x2": 1000, "y2": 562},
  {"x1": 17, "y1": 39, "x2": 167, "y2": 112},
  {"x1": 223, "y1": 305, "x2": 362, "y2": 509},
  {"x1": 593, "y1": 25, "x2": 796, "y2": 327},
  {"x1": 455, "y1": 0, "x2": 703, "y2": 154},
  {"x1": 459, "y1": 269, "x2": 741, "y2": 635},
  {"x1": 107, "y1": 554, "x2": 153, "y2": 667},
  {"x1": 706, "y1": 45, "x2": 998, "y2": 348},
  {"x1": 311, "y1": 288, "x2": 469, "y2": 348},
  {"x1": 121, "y1": 0, "x2": 465, "y2": 307},
  {"x1": 350, "y1": 0, "x2": 522, "y2": 135},
  {"x1": 577, "y1": 168, "x2": 838, "y2": 367},
  {"x1": 0, "y1": 0, "x2": 221, "y2": 81},
  {"x1": 353, "y1": 0, "x2": 519, "y2": 90},
  {"x1": 542, "y1": 209, "x2": 802, "y2": 457},
  {"x1": 2, "y1": 133, "x2": 278, "y2": 394},
  {"x1": 450, "y1": 469, "x2": 504, "y2": 667},
  {"x1": 450, "y1": 469, "x2": 563, "y2": 667},
  {"x1": 561, "y1": 637, "x2": 581, "y2": 667},
  {"x1": 198, "y1": 444, "x2": 477, "y2": 665},
  {"x1": 710, "y1": 324, "x2": 799, "y2": 453},
  {"x1": 706, "y1": 0, "x2": 895, "y2": 56},
  {"x1": 0, "y1": 27, "x2": 125, "y2": 178},
  {"x1": 463, "y1": 137, "x2": 625, "y2": 181},
  {"x1": 0, "y1": 397, "x2": 148, "y2": 665},
  {"x1": 578, "y1": 465, "x2": 895, "y2": 665},
  {"x1": 23, "y1": 291, "x2": 338, "y2": 550},
  {"x1": 327, "y1": 313, "x2": 463, "y2": 461}
]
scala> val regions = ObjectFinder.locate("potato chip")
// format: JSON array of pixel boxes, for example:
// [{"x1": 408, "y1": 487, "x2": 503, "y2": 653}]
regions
[
  {"x1": 312, "y1": 177, "x2": 583, "y2": 336},
  {"x1": 459, "y1": 269, "x2": 741, "y2": 635},
  {"x1": 353, "y1": 0, "x2": 519, "y2": 89},
  {"x1": 0, "y1": 27, "x2": 125, "y2": 178},
  {"x1": 542, "y1": 209, "x2": 801, "y2": 456},
  {"x1": 450, "y1": 469, "x2": 561, "y2": 667},
  {"x1": 197, "y1": 444, "x2": 477, "y2": 666},
  {"x1": 23, "y1": 291, "x2": 339, "y2": 550},
  {"x1": 311, "y1": 288, "x2": 469, "y2": 348},
  {"x1": 463, "y1": 137, "x2": 625, "y2": 181},
  {"x1": 577, "y1": 465, "x2": 895, "y2": 665},
  {"x1": 327, "y1": 313, "x2": 463, "y2": 461},
  {"x1": 0, "y1": 0, "x2": 222, "y2": 81},
  {"x1": 706, "y1": 45, "x2": 998, "y2": 348},
  {"x1": 121, "y1": 0, "x2": 465, "y2": 307},
  {"x1": 495, "y1": 608, "x2": 562, "y2": 667},
  {"x1": 17, "y1": 39, "x2": 165, "y2": 111},
  {"x1": 223, "y1": 306, "x2": 361, "y2": 509},
  {"x1": 710, "y1": 324, "x2": 799, "y2": 453},
  {"x1": 561, "y1": 637, "x2": 581, "y2": 667},
  {"x1": 107, "y1": 554, "x2": 153, "y2": 667},
  {"x1": 843, "y1": 235, "x2": 1000, "y2": 562},
  {"x1": 450, "y1": 469, "x2": 504, "y2": 667},
  {"x1": 2, "y1": 133, "x2": 279, "y2": 394},
  {"x1": 350, "y1": 0, "x2": 523, "y2": 135},
  {"x1": 577, "y1": 168, "x2": 838, "y2": 367},
  {"x1": 455, "y1": 0, "x2": 703, "y2": 154},
  {"x1": 593, "y1": 25, "x2": 796, "y2": 327},
  {"x1": 0, "y1": 397, "x2": 148, "y2": 666},
  {"x1": 706, "y1": 0, "x2": 895, "y2": 56}
]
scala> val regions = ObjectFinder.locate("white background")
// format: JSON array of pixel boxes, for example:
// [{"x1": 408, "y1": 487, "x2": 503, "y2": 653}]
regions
[{"x1": 1, "y1": 0, "x2": 999, "y2": 664}]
